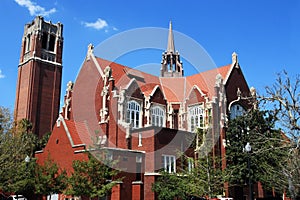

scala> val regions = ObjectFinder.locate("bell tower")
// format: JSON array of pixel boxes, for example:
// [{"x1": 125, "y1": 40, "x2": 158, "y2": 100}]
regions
[
  {"x1": 160, "y1": 21, "x2": 183, "y2": 77},
  {"x1": 14, "y1": 16, "x2": 63, "y2": 138}
]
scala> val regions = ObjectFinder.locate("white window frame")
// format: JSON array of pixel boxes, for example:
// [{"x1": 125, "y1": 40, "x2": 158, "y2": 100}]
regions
[
  {"x1": 151, "y1": 106, "x2": 165, "y2": 127},
  {"x1": 138, "y1": 132, "x2": 142, "y2": 147},
  {"x1": 187, "y1": 157, "x2": 194, "y2": 173},
  {"x1": 126, "y1": 100, "x2": 141, "y2": 128},
  {"x1": 188, "y1": 104, "x2": 204, "y2": 132},
  {"x1": 162, "y1": 154, "x2": 176, "y2": 173}
]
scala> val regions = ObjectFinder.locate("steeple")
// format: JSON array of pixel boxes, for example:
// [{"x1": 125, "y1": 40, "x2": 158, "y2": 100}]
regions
[
  {"x1": 160, "y1": 21, "x2": 183, "y2": 77},
  {"x1": 167, "y1": 21, "x2": 175, "y2": 53}
]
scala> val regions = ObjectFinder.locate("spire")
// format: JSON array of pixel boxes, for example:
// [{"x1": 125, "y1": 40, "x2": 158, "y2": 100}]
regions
[
  {"x1": 160, "y1": 22, "x2": 183, "y2": 77},
  {"x1": 167, "y1": 21, "x2": 175, "y2": 53}
]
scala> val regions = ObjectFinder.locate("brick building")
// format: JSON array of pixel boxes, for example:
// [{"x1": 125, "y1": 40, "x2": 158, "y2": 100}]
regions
[
  {"x1": 16, "y1": 17, "x2": 260, "y2": 200},
  {"x1": 14, "y1": 16, "x2": 63, "y2": 138}
]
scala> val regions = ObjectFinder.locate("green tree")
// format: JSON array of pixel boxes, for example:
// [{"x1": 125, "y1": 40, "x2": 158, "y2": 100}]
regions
[
  {"x1": 67, "y1": 152, "x2": 119, "y2": 199},
  {"x1": 152, "y1": 129, "x2": 224, "y2": 200},
  {"x1": 0, "y1": 132, "x2": 36, "y2": 197},
  {"x1": 35, "y1": 157, "x2": 67, "y2": 199},
  {"x1": 188, "y1": 155, "x2": 224, "y2": 198},
  {"x1": 192, "y1": 128, "x2": 224, "y2": 198},
  {"x1": 225, "y1": 110, "x2": 288, "y2": 194},
  {"x1": 0, "y1": 113, "x2": 47, "y2": 198},
  {"x1": 152, "y1": 170, "x2": 189, "y2": 200},
  {"x1": 0, "y1": 106, "x2": 12, "y2": 134}
]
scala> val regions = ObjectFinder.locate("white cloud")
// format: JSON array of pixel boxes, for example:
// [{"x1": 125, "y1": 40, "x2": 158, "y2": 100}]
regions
[
  {"x1": 83, "y1": 18, "x2": 109, "y2": 30},
  {"x1": 14, "y1": 0, "x2": 56, "y2": 17},
  {"x1": 0, "y1": 70, "x2": 5, "y2": 79}
]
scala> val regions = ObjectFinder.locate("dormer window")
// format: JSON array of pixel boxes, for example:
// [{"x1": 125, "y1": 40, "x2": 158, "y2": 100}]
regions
[
  {"x1": 188, "y1": 105, "x2": 204, "y2": 132},
  {"x1": 126, "y1": 100, "x2": 140, "y2": 128},
  {"x1": 151, "y1": 106, "x2": 165, "y2": 127}
]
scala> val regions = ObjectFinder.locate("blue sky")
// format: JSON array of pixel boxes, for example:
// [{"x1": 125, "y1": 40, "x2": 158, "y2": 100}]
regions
[{"x1": 0, "y1": 0, "x2": 299, "y2": 111}]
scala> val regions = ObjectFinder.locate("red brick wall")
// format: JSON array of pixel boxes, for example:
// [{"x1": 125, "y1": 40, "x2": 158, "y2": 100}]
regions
[
  {"x1": 132, "y1": 183, "x2": 143, "y2": 200},
  {"x1": 144, "y1": 175, "x2": 156, "y2": 200},
  {"x1": 15, "y1": 26, "x2": 63, "y2": 138},
  {"x1": 35, "y1": 124, "x2": 87, "y2": 174},
  {"x1": 14, "y1": 60, "x2": 62, "y2": 138},
  {"x1": 225, "y1": 66, "x2": 250, "y2": 109}
]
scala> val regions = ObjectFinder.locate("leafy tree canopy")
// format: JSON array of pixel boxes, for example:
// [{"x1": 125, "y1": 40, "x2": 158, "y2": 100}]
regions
[
  {"x1": 225, "y1": 109, "x2": 288, "y2": 192},
  {"x1": 67, "y1": 152, "x2": 119, "y2": 198}
]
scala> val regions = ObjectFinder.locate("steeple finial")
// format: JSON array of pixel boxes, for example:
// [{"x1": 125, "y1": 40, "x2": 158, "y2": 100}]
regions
[
  {"x1": 167, "y1": 21, "x2": 175, "y2": 53},
  {"x1": 232, "y1": 52, "x2": 238, "y2": 64},
  {"x1": 160, "y1": 22, "x2": 183, "y2": 77}
]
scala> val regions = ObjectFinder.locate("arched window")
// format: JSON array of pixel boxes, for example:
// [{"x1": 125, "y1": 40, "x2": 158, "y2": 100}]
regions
[
  {"x1": 126, "y1": 100, "x2": 140, "y2": 128},
  {"x1": 26, "y1": 34, "x2": 31, "y2": 52},
  {"x1": 230, "y1": 104, "x2": 245, "y2": 119},
  {"x1": 188, "y1": 105, "x2": 204, "y2": 132},
  {"x1": 151, "y1": 106, "x2": 165, "y2": 127}
]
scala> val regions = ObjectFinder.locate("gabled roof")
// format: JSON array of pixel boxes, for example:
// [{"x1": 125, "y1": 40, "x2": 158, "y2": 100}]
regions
[
  {"x1": 186, "y1": 64, "x2": 232, "y2": 99},
  {"x1": 159, "y1": 77, "x2": 186, "y2": 102},
  {"x1": 90, "y1": 56, "x2": 233, "y2": 103},
  {"x1": 95, "y1": 57, "x2": 161, "y2": 95},
  {"x1": 61, "y1": 117, "x2": 90, "y2": 146}
]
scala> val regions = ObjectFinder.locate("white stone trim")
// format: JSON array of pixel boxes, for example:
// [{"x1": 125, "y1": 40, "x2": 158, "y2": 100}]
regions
[
  {"x1": 58, "y1": 114, "x2": 86, "y2": 148},
  {"x1": 144, "y1": 172, "x2": 161, "y2": 176},
  {"x1": 90, "y1": 52, "x2": 105, "y2": 77}
]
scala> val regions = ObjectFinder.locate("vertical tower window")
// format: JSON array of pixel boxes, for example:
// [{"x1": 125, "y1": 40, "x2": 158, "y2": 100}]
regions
[
  {"x1": 26, "y1": 34, "x2": 31, "y2": 52},
  {"x1": 49, "y1": 34, "x2": 55, "y2": 51},
  {"x1": 126, "y1": 100, "x2": 140, "y2": 129},
  {"x1": 42, "y1": 32, "x2": 48, "y2": 49},
  {"x1": 41, "y1": 32, "x2": 56, "y2": 52},
  {"x1": 151, "y1": 106, "x2": 165, "y2": 127}
]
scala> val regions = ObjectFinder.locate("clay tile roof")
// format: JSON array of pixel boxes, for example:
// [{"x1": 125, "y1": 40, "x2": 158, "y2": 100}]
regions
[
  {"x1": 159, "y1": 77, "x2": 185, "y2": 102},
  {"x1": 64, "y1": 120, "x2": 91, "y2": 146},
  {"x1": 95, "y1": 57, "x2": 161, "y2": 96},
  {"x1": 187, "y1": 64, "x2": 232, "y2": 99},
  {"x1": 141, "y1": 83, "x2": 161, "y2": 96},
  {"x1": 94, "y1": 56, "x2": 232, "y2": 101}
]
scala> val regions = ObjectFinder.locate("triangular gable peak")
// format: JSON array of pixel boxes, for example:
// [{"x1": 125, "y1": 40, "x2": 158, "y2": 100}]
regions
[
  {"x1": 221, "y1": 52, "x2": 251, "y2": 109},
  {"x1": 223, "y1": 52, "x2": 241, "y2": 85},
  {"x1": 55, "y1": 114, "x2": 87, "y2": 148},
  {"x1": 86, "y1": 44, "x2": 105, "y2": 78},
  {"x1": 149, "y1": 85, "x2": 167, "y2": 105},
  {"x1": 56, "y1": 114, "x2": 75, "y2": 147},
  {"x1": 123, "y1": 78, "x2": 144, "y2": 100},
  {"x1": 186, "y1": 85, "x2": 207, "y2": 105}
]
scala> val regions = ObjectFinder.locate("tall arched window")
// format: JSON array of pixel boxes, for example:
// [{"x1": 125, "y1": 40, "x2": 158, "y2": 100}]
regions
[
  {"x1": 126, "y1": 100, "x2": 140, "y2": 128},
  {"x1": 151, "y1": 106, "x2": 165, "y2": 127},
  {"x1": 230, "y1": 104, "x2": 245, "y2": 119},
  {"x1": 26, "y1": 34, "x2": 31, "y2": 52},
  {"x1": 188, "y1": 105, "x2": 204, "y2": 132}
]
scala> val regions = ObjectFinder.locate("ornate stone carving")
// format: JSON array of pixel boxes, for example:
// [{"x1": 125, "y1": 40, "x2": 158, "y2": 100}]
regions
[
  {"x1": 64, "y1": 81, "x2": 73, "y2": 119},
  {"x1": 86, "y1": 43, "x2": 94, "y2": 60},
  {"x1": 99, "y1": 66, "x2": 112, "y2": 124}
]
